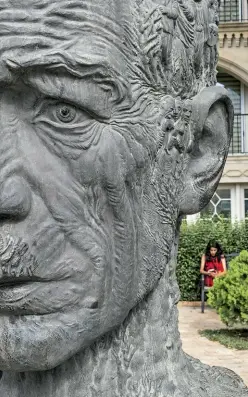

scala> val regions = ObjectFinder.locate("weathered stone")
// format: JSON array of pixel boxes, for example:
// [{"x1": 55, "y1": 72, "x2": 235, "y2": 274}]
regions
[{"x1": 0, "y1": 0, "x2": 246, "y2": 396}]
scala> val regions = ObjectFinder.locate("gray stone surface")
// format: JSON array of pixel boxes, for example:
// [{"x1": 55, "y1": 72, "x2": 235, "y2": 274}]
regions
[{"x1": 0, "y1": 0, "x2": 246, "y2": 395}]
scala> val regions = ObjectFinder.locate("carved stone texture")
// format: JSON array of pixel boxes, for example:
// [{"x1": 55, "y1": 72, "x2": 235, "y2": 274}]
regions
[{"x1": 0, "y1": 0, "x2": 246, "y2": 396}]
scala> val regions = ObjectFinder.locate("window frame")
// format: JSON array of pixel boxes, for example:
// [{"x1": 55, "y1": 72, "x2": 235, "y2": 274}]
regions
[{"x1": 200, "y1": 186, "x2": 234, "y2": 220}]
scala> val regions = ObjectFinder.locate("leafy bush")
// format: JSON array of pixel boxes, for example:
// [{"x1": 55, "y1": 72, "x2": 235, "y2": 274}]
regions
[
  {"x1": 207, "y1": 250, "x2": 248, "y2": 326},
  {"x1": 176, "y1": 219, "x2": 248, "y2": 301}
]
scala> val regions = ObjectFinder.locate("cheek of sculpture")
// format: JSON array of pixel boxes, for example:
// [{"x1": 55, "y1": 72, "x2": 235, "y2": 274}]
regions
[{"x1": 0, "y1": 87, "x2": 147, "y2": 371}]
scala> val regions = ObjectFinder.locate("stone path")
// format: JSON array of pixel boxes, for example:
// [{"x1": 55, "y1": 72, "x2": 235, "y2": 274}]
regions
[{"x1": 178, "y1": 304, "x2": 248, "y2": 386}]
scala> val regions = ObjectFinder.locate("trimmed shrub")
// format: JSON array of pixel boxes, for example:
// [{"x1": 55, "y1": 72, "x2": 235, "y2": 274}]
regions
[
  {"x1": 176, "y1": 219, "x2": 248, "y2": 301},
  {"x1": 208, "y1": 250, "x2": 248, "y2": 326}
]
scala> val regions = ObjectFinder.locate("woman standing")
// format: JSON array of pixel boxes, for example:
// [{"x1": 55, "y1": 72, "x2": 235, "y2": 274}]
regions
[{"x1": 200, "y1": 241, "x2": 227, "y2": 287}]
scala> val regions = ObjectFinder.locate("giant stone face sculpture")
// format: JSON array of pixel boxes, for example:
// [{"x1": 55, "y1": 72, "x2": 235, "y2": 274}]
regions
[{"x1": 0, "y1": 0, "x2": 247, "y2": 396}]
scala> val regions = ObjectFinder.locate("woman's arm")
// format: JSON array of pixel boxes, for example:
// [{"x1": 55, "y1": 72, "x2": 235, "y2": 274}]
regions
[
  {"x1": 221, "y1": 256, "x2": 227, "y2": 272},
  {"x1": 213, "y1": 256, "x2": 227, "y2": 278},
  {"x1": 200, "y1": 254, "x2": 212, "y2": 276}
]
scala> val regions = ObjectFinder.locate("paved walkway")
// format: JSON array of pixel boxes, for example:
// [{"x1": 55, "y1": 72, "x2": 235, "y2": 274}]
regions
[{"x1": 178, "y1": 305, "x2": 248, "y2": 386}]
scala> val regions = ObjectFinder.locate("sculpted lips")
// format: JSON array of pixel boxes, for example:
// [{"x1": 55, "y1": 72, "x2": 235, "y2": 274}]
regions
[
  {"x1": 0, "y1": 231, "x2": 45, "y2": 313},
  {"x1": 0, "y1": 233, "x2": 37, "y2": 280},
  {"x1": 0, "y1": 230, "x2": 57, "y2": 314},
  {"x1": 0, "y1": 229, "x2": 98, "y2": 315}
]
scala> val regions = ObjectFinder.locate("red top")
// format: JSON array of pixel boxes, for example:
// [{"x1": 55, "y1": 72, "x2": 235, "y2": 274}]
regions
[{"x1": 204, "y1": 256, "x2": 224, "y2": 287}]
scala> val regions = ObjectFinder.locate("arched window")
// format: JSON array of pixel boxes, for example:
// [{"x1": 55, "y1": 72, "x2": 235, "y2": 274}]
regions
[
  {"x1": 217, "y1": 71, "x2": 244, "y2": 154},
  {"x1": 217, "y1": 72, "x2": 241, "y2": 112}
]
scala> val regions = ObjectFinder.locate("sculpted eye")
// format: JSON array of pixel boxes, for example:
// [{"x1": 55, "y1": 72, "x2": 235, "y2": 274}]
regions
[
  {"x1": 56, "y1": 104, "x2": 76, "y2": 123},
  {"x1": 34, "y1": 99, "x2": 94, "y2": 128}
]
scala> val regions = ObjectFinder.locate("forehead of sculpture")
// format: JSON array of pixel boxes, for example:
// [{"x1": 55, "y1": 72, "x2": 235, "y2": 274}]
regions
[
  {"x1": 0, "y1": 0, "x2": 137, "y2": 83},
  {"x1": 0, "y1": 0, "x2": 130, "y2": 28}
]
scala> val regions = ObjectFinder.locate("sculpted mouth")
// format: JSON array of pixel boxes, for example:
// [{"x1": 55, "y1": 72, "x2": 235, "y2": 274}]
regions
[
  {"x1": 0, "y1": 229, "x2": 97, "y2": 315},
  {"x1": 0, "y1": 278, "x2": 43, "y2": 289},
  {"x1": 0, "y1": 231, "x2": 50, "y2": 312},
  {"x1": 0, "y1": 231, "x2": 38, "y2": 280}
]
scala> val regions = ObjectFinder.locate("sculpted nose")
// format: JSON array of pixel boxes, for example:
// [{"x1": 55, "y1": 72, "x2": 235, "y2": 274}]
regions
[{"x1": 0, "y1": 177, "x2": 32, "y2": 219}]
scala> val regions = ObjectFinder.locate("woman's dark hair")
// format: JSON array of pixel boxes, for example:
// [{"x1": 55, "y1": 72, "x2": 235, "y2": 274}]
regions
[{"x1": 205, "y1": 240, "x2": 223, "y2": 261}]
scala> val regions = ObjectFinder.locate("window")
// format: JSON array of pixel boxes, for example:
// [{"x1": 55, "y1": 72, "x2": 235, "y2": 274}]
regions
[
  {"x1": 244, "y1": 189, "x2": 248, "y2": 218},
  {"x1": 217, "y1": 71, "x2": 242, "y2": 154},
  {"x1": 219, "y1": 0, "x2": 240, "y2": 22},
  {"x1": 201, "y1": 189, "x2": 231, "y2": 220}
]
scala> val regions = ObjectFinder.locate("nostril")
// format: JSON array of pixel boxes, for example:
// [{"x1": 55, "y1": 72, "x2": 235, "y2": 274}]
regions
[{"x1": 0, "y1": 177, "x2": 32, "y2": 219}]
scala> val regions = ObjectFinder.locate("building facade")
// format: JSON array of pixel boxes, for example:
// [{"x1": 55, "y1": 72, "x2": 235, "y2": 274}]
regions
[{"x1": 189, "y1": 0, "x2": 248, "y2": 222}]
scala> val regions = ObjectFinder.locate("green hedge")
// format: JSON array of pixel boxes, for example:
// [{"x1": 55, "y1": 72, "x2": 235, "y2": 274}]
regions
[
  {"x1": 176, "y1": 219, "x2": 248, "y2": 301},
  {"x1": 208, "y1": 250, "x2": 248, "y2": 326}
]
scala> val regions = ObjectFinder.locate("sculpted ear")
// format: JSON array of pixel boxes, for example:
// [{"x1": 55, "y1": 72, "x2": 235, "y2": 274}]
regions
[{"x1": 179, "y1": 86, "x2": 234, "y2": 215}]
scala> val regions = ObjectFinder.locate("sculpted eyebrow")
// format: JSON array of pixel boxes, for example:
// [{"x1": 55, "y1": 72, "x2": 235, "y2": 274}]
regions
[
  {"x1": 26, "y1": 71, "x2": 113, "y2": 119},
  {"x1": 5, "y1": 55, "x2": 129, "y2": 112}
]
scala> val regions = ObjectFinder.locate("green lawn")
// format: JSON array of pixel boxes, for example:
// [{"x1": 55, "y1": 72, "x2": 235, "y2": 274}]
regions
[{"x1": 199, "y1": 329, "x2": 248, "y2": 350}]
